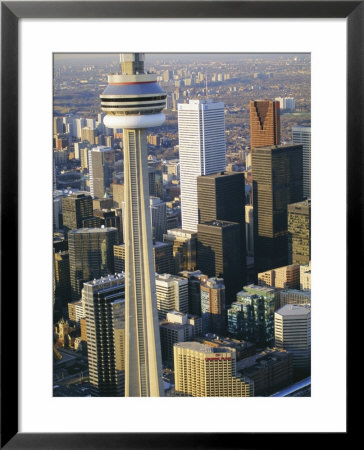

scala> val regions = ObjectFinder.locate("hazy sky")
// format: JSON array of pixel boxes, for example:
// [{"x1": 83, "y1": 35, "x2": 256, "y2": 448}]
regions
[{"x1": 54, "y1": 52, "x2": 309, "y2": 66}]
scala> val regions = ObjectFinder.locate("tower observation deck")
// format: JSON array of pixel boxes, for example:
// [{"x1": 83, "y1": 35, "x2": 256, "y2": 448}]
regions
[{"x1": 100, "y1": 53, "x2": 165, "y2": 396}]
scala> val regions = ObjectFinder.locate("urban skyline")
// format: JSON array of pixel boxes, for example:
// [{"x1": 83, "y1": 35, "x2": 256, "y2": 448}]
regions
[{"x1": 53, "y1": 52, "x2": 311, "y2": 398}]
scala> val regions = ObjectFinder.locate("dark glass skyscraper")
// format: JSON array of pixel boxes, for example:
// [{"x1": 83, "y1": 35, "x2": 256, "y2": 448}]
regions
[
  {"x1": 197, "y1": 220, "x2": 245, "y2": 305},
  {"x1": 68, "y1": 227, "x2": 117, "y2": 300},
  {"x1": 62, "y1": 193, "x2": 93, "y2": 233},
  {"x1": 197, "y1": 171, "x2": 247, "y2": 285},
  {"x1": 252, "y1": 144, "x2": 303, "y2": 273}
]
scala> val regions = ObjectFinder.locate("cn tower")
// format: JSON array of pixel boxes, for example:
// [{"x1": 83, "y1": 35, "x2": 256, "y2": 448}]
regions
[{"x1": 100, "y1": 54, "x2": 165, "y2": 396}]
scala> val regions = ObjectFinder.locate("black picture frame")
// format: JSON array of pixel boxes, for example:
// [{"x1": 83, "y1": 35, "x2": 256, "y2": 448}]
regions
[{"x1": 1, "y1": 1, "x2": 358, "y2": 448}]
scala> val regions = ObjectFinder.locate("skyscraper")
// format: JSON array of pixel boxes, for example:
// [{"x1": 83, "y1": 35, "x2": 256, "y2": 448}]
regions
[
  {"x1": 178, "y1": 270, "x2": 208, "y2": 316},
  {"x1": 292, "y1": 126, "x2": 311, "y2": 199},
  {"x1": 227, "y1": 284, "x2": 276, "y2": 346},
  {"x1": 62, "y1": 193, "x2": 93, "y2": 233},
  {"x1": 100, "y1": 53, "x2": 165, "y2": 396},
  {"x1": 149, "y1": 196, "x2": 167, "y2": 242},
  {"x1": 252, "y1": 144, "x2": 303, "y2": 273},
  {"x1": 83, "y1": 273, "x2": 125, "y2": 396},
  {"x1": 114, "y1": 241, "x2": 175, "y2": 275},
  {"x1": 250, "y1": 100, "x2": 280, "y2": 150},
  {"x1": 197, "y1": 220, "x2": 245, "y2": 305},
  {"x1": 178, "y1": 99, "x2": 226, "y2": 232},
  {"x1": 197, "y1": 171, "x2": 247, "y2": 284},
  {"x1": 274, "y1": 304, "x2": 311, "y2": 377},
  {"x1": 197, "y1": 171, "x2": 245, "y2": 226},
  {"x1": 163, "y1": 228, "x2": 197, "y2": 273},
  {"x1": 288, "y1": 199, "x2": 311, "y2": 265},
  {"x1": 68, "y1": 227, "x2": 117, "y2": 300},
  {"x1": 155, "y1": 273, "x2": 189, "y2": 320},
  {"x1": 88, "y1": 146, "x2": 115, "y2": 199},
  {"x1": 200, "y1": 277, "x2": 226, "y2": 335},
  {"x1": 159, "y1": 311, "x2": 201, "y2": 368}
]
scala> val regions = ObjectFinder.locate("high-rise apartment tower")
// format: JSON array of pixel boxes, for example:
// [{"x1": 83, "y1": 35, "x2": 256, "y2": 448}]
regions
[{"x1": 83, "y1": 274, "x2": 125, "y2": 396}]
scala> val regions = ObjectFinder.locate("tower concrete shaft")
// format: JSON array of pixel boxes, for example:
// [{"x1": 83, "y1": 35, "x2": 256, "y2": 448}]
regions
[{"x1": 100, "y1": 53, "x2": 166, "y2": 396}]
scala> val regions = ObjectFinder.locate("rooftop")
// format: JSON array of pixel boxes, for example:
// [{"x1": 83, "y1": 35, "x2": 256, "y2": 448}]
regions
[
  {"x1": 174, "y1": 341, "x2": 234, "y2": 355},
  {"x1": 275, "y1": 304, "x2": 311, "y2": 316},
  {"x1": 69, "y1": 227, "x2": 118, "y2": 234}
]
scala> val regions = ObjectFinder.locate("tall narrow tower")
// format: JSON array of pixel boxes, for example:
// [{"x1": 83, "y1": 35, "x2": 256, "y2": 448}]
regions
[{"x1": 100, "y1": 53, "x2": 165, "y2": 396}]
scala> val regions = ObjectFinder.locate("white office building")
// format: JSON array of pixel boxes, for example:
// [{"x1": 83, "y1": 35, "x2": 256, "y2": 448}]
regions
[
  {"x1": 274, "y1": 304, "x2": 311, "y2": 374},
  {"x1": 178, "y1": 99, "x2": 226, "y2": 231},
  {"x1": 155, "y1": 273, "x2": 189, "y2": 320}
]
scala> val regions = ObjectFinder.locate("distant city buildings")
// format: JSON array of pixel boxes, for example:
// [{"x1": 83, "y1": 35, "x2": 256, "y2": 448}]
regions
[{"x1": 275, "y1": 96, "x2": 296, "y2": 112}]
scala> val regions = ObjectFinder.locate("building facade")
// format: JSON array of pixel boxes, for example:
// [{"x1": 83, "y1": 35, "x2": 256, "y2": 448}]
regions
[
  {"x1": 62, "y1": 193, "x2": 93, "y2": 232},
  {"x1": 288, "y1": 199, "x2": 311, "y2": 265},
  {"x1": 258, "y1": 264, "x2": 300, "y2": 290},
  {"x1": 163, "y1": 228, "x2": 197, "y2": 273},
  {"x1": 155, "y1": 273, "x2": 189, "y2": 320},
  {"x1": 227, "y1": 284, "x2": 276, "y2": 346}
]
